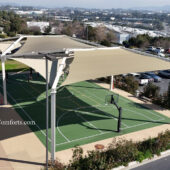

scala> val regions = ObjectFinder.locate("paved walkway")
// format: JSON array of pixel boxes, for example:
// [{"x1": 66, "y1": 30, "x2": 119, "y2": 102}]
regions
[{"x1": 0, "y1": 105, "x2": 47, "y2": 170}]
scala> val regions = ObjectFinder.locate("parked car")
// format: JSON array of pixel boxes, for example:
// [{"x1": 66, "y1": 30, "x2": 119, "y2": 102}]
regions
[
  {"x1": 147, "y1": 46, "x2": 156, "y2": 52},
  {"x1": 157, "y1": 52, "x2": 165, "y2": 57},
  {"x1": 145, "y1": 72, "x2": 162, "y2": 82},
  {"x1": 147, "y1": 46, "x2": 156, "y2": 51},
  {"x1": 138, "y1": 79, "x2": 149, "y2": 86},
  {"x1": 140, "y1": 74, "x2": 154, "y2": 82},
  {"x1": 127, "y1": 72, "x2": 140, "y2": 77},
  {"x1": 155, "y1": 47, "x2": 164, "y2": 53},
  {"x1": 165, "y1": 48, "x2": 170, "y2": 54},
  {"x1": 158, "y1": 70, "x2": 170, "y2": 78}
]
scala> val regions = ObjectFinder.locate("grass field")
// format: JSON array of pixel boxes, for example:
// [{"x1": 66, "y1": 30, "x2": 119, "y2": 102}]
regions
[
  {"x1": 0, "y1": 73, "x2": 170, "y2": 152},
  {"x1": 0, "y1": 59, "x2": 29, "y2": 72}
]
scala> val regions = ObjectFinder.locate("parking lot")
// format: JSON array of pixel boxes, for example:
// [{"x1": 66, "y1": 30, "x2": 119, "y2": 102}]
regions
[{"x1": 138, "y1": 77, "x2": 170, "y2": 95}]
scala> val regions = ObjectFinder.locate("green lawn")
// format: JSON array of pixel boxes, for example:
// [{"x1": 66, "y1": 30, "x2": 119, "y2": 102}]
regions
[
  {"x1": 0, "y1": 73, "x2": 170, "y2": 152},
  {"x1": 0, "y1": 59, "x2": 29, "y2": 72}
]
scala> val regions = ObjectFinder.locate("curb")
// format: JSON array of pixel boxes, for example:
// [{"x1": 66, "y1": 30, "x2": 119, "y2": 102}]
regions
[{"x1": 112, "y1": 149, "x2": 170, "y2": 170}]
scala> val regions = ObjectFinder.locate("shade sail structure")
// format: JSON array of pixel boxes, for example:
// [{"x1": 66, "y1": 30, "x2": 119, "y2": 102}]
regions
[
  {"x1": 1, "y1": 35, "x2": 170, "y2": 86},
  {"x1": 13, "y1": 36, "x2": 93, "y2": 56},
  {"x1": 62, "y1": 48, "x2": 170, "y2": 85},
  {"x1": 0, "y1": 36, "x2": 93, "y2": 85},
  {"x1": 0, "y1": 41, "x2": 21, "y2": 53}
]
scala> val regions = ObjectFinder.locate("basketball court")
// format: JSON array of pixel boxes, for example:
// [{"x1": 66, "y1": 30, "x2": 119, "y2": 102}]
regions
[{"x1": 0, "y1": 72, "x2": 169, "y2": 152}]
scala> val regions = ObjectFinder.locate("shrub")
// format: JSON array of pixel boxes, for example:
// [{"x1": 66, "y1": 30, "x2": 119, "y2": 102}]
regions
[
  {"x1": 143, "y1": 82, "x2": 160, "y2": 99},
  {"x1": 47, "y1": 159, "x2": 65, "y2": 170},
  {"x1": 0, "y1": 33, "x2": 6, "y2": 38},
  {"x1": 136, "y1": 151, "x2": 145, "y2": 162},
  {"x1": 100, "y1": 39, "x2": 111, "y2": 47},
  {"x1": 115, "y1": 75, "x2": 139, "y2": 95},
  {"x1": 137, "y1": 130, "x2": 170, "y2": 156},
  {"x1": 106, "y1": 139, "x2": 139, "y2": 167},
  {"x1": 45, "y1": 130, "x2": 170, "y2": 170}
]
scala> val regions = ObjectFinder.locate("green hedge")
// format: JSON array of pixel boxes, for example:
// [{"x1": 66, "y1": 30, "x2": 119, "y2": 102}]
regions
[{"x1": 46, "y1": 130, "x2": 170, "y2": 170}]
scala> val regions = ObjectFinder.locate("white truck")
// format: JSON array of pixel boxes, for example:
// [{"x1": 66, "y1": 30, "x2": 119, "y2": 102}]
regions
[{"x1": 138, "y1": 79, "x2": 149, "y2": 85}]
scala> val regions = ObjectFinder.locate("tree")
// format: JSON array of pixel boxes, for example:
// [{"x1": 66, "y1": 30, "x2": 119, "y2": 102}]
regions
[
  {"x1": 100, "y1": 39, "x2": 111, "y2": 47},
  {"x1": 28, "y1": 26, "x2": 42, "y2": 35},
  {"x1": 106, "y1": 32, "x2": 115, "y2": 42},
  {"x1": 0, "y1": 11, "x2": 26, "y2": 36},
  {"x1": 166, "y1": 83, "x2": 170, "y2": 108},
  {"x1": 86, "y1": 26, "x2": 97, "y2": 41},
  {"x1": 115, "y1": 75, "x2": 139, "y2": 95},
  {"x1": 124, "y1": 76, "x2": 139, "y2": 94},
  {"x1": 44, "y1": 25, "x2": 52, "y2": 34}
]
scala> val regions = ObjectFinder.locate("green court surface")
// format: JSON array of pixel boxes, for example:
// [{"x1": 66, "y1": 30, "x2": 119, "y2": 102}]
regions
[{"x1": 0, "y1": 73, "x2": 170, "y2": 152}]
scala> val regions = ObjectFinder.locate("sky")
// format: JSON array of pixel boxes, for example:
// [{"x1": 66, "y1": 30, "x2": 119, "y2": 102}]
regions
[{"x1": 1, "y1": 0, "x2": 170, "y2": 9}]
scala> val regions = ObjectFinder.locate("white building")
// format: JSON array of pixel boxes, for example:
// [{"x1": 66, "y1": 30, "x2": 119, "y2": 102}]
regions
[
  {"x1": 27, "y1": 21, "x2": 49, "y2": 33},
  {"x1": 15, "y1": 10, "x2": 44, "y2": 15},
  {"x1": 116, "y1": 33, "x2": 131, "y2": 44}
]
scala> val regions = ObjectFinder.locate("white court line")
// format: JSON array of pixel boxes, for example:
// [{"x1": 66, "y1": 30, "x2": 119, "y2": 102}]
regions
[
  {"x1": 85, "y1": 82, "x2": 165, "y2": 121},
  {"x1": 8, "y1": 80, "x2": 47, "y2": 107},
  {"x1": 56, "y1": 98, "x2": 105, "y2": 142},
  {"x1": 56, "y1": 111, "x2": 71, "y2": 142},
  {"x1": 56, "y1": 105, "x2": 128, "y2": 147},
  {"x1": 75, "y1": 112, "x2": 104, "y2": 134},
  {"x1": 124, "y1": 108, "x2": 165, "y2": 122},
  {"x1": 56, "y1": 115, "x2": 165, "y2": 147},
  {"x1": 0, "y1": 85, "x2": 51, "y2": 143},
  {"x1": 1, "y1": 80, "x2": 167, "y2": 148},
  {"x1": 70, "y1": 87, "x2": 129, "y2": 128},
  {"x1": 5, "y1": 80, "x2": 111, "y2": 146},
  {"x1": 74, "y1": 108, "x2": 128, "y2": 128},
  {"x1": 69, "y1": 87, "x2": 129, "y2": 126},
  {"x1": 1, "y1": 84, "x2": 166, "y2": 148},
  {"x1": 69, "y1": 87, "x2": 99, "y2": 105},
  {"x1": 56, "y1": 130, "x2": 111, "y2": 146},
  {"x1": 68, "y1": 96, "x2": 110, "y2": 133}
]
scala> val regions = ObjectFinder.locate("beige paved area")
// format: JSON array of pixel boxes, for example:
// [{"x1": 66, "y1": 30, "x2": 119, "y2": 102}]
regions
[
  {"x1": 0, "y1": 142, "x2": 13, "y2": 170},
  {"x1": 0, "y1": 104, "x2": 48, "y2": 170}
]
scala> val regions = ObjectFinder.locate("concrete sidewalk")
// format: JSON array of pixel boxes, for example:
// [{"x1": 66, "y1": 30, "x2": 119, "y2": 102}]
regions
[{"x1": 0, "y1": 105, "x2": 47, "y2": 170}]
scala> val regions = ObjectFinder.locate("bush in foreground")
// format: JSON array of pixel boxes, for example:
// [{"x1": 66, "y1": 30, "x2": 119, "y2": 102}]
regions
[{"x1": 46, "y1": 130, "x2": 170, "y2": 170}]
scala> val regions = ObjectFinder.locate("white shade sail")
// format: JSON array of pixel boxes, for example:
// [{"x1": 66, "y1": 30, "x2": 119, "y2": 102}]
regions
[{"x1": 0, "y1": 36, "x2": 170, "y2": 86}]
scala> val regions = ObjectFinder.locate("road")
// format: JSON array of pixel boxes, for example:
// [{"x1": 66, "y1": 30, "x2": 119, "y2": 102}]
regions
[{"x1": 131, "y1": 155, "x2": 170, "y2": 170}]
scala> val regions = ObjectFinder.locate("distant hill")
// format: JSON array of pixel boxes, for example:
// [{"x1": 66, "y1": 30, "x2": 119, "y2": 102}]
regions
[
  {"x1": 0, "y1": 2, "x2": 17, "y2": 6},
  {"x1": 131, "y1": 5, "x2": 170, "y2": 12}
]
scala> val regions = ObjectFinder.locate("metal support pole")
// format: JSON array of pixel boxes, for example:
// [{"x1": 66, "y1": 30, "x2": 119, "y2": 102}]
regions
[
  {"x1": 1, "y1": 57, "x2": 7, "y2": 105},
  {"x1": 111, "y1": 95, "x2": 122, "y2": 133},
  {"x1": 51, "y1": 89, "x2": 56, "y2": 163},
  {"x1": 45, "y1": 58, "x2": 49, "y2": 169},
  {"x1": 87, "y1": 26, "x2": 88, "y2": 40},
  {"x1": 50, "y1": 57, "x2": 66, "y2": 163},
  {"x1": 110, "y1": 75, "x2": 114, "y2": 91},
  {"x1": 0, "y1": 36, "x2": 23, "y2": 105},
  {"x1": 117, "y1": 107, "x2": 122, "y2": 133}
]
